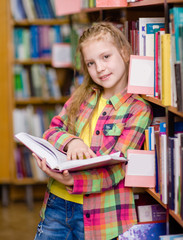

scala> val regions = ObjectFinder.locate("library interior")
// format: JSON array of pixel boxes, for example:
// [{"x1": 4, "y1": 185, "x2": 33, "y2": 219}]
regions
[{"x1": 0, "y1": 0, "x2": 183, "y2": 239}]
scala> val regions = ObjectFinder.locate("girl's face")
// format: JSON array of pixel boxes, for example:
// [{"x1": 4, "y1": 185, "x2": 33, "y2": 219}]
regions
[{"x1": 82, "y1": 37, "x2": 127, "y2": 99}]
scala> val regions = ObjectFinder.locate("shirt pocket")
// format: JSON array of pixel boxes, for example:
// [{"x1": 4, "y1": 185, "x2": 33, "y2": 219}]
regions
[{"x1": 103, "y1": 123, "x2": 125, "y2": 136}]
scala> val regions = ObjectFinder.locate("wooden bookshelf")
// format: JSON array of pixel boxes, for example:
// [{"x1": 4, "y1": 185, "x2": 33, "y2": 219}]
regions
[{"x1": 1, "y1": 0, "x2": 183, "y2": 234}]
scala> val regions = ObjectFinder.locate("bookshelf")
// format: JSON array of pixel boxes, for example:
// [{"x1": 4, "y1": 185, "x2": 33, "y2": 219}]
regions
[{"x1": 0, "y1": 0, "x2": 183, "y2": 235}]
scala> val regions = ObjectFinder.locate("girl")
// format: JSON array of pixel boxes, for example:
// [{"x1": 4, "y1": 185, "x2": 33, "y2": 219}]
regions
[{"x1": 34, "y1": 22, "x2": 152, "y2": 240}]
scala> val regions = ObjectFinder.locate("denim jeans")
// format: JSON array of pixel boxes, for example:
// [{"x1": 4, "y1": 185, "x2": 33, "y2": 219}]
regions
[{"x1": 34, "y1": 193, "x2": 84, "y2": 240}]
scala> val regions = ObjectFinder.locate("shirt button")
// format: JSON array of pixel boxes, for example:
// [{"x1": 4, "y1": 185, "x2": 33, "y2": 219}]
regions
[
  {"x1": 86, "y1": 213, "x2": 90, "y2": 218},
  {"x1": 96, "y1": 130, "x2": 100, "y2": 135},
  {"x1": 102, "y1": 111, "x2": 107, "y2": 116},
  {"x1": 108, "y1": 100, "x2": 112, "y2": 105}
]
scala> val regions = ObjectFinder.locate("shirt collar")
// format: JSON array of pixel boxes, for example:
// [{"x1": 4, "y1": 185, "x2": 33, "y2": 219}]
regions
[
  {"x1": 89, "y1": 87, "x2": 132, "y2": 110},
  {"x1": 107, "y1": 88, "x2": 133, "y2": 110}
]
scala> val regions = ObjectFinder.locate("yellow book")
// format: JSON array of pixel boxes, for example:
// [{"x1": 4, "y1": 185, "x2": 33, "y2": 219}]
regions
[
  {"x1": 144, "y1": 129, "x2": 149, "y2": 150},
  {"x1": 161, "y1": 34, "x2": 171, "y2": 106}
]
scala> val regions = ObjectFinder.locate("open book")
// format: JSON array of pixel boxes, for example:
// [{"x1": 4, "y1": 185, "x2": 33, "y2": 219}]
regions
[{"x1": 15, "y1": 132, "x2": 128, "y2": 172}]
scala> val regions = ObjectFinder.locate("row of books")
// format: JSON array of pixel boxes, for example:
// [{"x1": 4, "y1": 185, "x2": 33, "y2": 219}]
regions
[
  {"x1": 10, "y1": 0, "x2": 57, "y2": 20},
  {"x1": 14, "y1": 64, "x2": 63, "y2": 99},
  {"x1": 14, "y1": 25, "x2": 71, "y2": 59},
  {"x1": 144, "y1": 117, "x2": 183, "y2": 219},
  {"x1": 11, "y1": 0, "x2": 144, "y2": 21},
  {"x1": 119, "y1": 192, "x2": 167, "y2": 239},
  {"x1": 125, "y1": 7, "x2": 183, "y2": 111},
  {"x1": 14, "y1": 145, "x2": 47, "y2": 180},
  {"x1": 13, "y1": 105, "x2": 62, "y2": 137}
]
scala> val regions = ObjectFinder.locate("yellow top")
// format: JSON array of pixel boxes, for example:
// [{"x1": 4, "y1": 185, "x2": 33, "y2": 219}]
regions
[{"x1": 50, "y1": 95, "x2": 107, "y2": 204}]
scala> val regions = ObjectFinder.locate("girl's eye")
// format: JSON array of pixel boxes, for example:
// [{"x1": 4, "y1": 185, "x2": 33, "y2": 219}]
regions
[
  {"x1": 104, "y1": 55, "x2": 110, "y2": 59},
  {"x1": 87, "y1": 62, "x2": 93, "y2": 67}
]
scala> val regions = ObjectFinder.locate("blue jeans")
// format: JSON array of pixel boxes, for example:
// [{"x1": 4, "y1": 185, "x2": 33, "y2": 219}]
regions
[{"x1": 34, "y1": 193, "x2": 84, "y2": 240}]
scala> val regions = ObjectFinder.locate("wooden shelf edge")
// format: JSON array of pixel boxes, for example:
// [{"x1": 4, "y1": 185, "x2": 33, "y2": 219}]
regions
[
  {"x1": 13, "y1": 18, "x2": 69, "y2": 26},
  {"x1": 15, "y1": 96, "x2": 69, "y2": 105},
  {"x1": 146, "y1": 188, "x2": 167, "y2": 208},
  {"x1": 141, "y1": 95, "x2": 165, "y2": 107},
  {"x1": 12, "y1": 178, "x2": 48, "y2": 185},
  {"x1": 146, "y1": 188, "x2": 183, "y2": 227},
  {"x1": 169, "y1": 209, "x2": 183, "y2": 228},
  {"x1": 167, "y1": 106, "x2": 183, "y2": 118}
]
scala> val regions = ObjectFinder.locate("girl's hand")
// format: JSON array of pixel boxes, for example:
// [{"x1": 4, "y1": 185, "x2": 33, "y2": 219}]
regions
[
  {"x1": 65, "y1": 139, "x2": 97, "y2": 160},
  {"x1": 32, "y1": 153, "x2": 74, "y2": 186}
]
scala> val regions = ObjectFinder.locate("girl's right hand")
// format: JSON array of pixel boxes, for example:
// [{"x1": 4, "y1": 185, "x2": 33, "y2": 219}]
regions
[{"x1": 65, "y1": 139, "x2": 97, "y2": 160}]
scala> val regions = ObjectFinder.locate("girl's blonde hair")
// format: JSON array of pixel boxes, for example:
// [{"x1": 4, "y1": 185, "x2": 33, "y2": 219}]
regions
[{"x1": 67, "y1": 22, "x2": 132, "y2": 134}]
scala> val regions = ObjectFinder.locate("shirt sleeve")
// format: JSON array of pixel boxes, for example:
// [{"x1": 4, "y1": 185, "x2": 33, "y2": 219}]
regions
[
  {"x1": 68, "y1": 101, "x2": 153, "y2": 195},
  {"x1": 43, "y1": 98, "x2": 80, "y2": 153}
]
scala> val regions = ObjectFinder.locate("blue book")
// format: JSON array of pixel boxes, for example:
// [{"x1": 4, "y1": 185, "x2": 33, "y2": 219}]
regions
[
  {"x1": 17, "y1": 0, "x2": 27, "y2": 19},
  {"x1": 52, "y1": 25, "x2": 63, "y2": 43},
  {"x1": 30, "y1": 25, "x2": 40, "y2": 58},
  {"x1": 119, "y1": 222, "x2": 166, "y2": 240},
  {"x1": 169, "y1": 7, "x2": 183, "y2": 61},
  {"x1": 33, "y1": 0, "x2": 43, "y2": 18}
]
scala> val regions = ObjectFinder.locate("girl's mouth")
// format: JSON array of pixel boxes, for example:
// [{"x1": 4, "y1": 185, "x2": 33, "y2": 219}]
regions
[{"x1": 99, "y1": 73, "x2": 111, "y2": 81}]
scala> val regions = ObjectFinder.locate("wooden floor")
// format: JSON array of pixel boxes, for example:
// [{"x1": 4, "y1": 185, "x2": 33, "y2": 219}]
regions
[{"x1": 0, "y1": 201, "x2": 42, "y2": 240}]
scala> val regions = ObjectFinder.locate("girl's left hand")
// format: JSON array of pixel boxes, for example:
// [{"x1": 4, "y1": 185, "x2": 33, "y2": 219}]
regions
[{"x1": 32, "y1": 153, "x2": 74, "y2": 186}]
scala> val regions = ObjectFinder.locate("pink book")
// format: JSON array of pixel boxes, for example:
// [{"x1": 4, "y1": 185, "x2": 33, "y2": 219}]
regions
[
  {"x1": 54, "y1": 0, "x2": 81, "y2": 16},
  {"x1": 96, "y1": 0, "x2": 127, "y2": 7},
  {"x1": 125, "y1": 149, "x2": 155, "y2": 188},
  {"x1": 127, "y1": 55, "x2": 154, "y2": 95}
]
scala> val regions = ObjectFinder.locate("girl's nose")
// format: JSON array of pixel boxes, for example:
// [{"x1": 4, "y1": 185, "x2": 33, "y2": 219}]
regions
[{"x1": 96, "y1": 61, "x2": 105, "y2": 72}]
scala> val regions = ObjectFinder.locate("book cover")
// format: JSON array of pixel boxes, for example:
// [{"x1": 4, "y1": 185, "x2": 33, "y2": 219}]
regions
[
  {"x1": 127, "y1": 55, "x2": 154, "y2": 95},
  {"x1": 54, "y1": 0, "x2": 81, "y2": 16},
  {"x1": 169, "y1": 7, "x2": 183, "y2": 62},
  {"x1": 119, "y1": 222, "x2": 166, "y2": 240},
  {"x1": 137, "y1": 204, "x2": 166, "y2": 222},
  {"x1": 159, "y1": 129, "x2": 168, "y2": 204},
  {"x1": 52, "y1": 43, "x2": 72, "y2": 68},
  {"x1": 161, "y1": 34, "x2": 171, "y2": 106},
  {"x1": 145, "y1": 23, "x2": 165, "y2": 57},
  {"x1": 96, "y1": 0, "x2": 127, "y2": 7},
  {"x1": 14, "y1": 132, "x2": 128, "y2": 172},
  {"x1": 138, "y1": 17, "x2": 164, "y2": 56},
  {"x1": 124, "y1": 149, "x2": 155, "y2": 188},
  {"x1": 168, "y1": 137, "x2": 175, "y2": 210}
]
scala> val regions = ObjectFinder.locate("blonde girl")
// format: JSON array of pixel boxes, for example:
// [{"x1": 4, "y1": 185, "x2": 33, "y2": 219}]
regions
[{"x1": 34, "y1": 22, "x2": 152, "y2": 240}]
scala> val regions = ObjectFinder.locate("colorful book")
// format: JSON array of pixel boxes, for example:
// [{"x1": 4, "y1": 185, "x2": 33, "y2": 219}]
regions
[
  {"x1": 137, "y1": 204, "x2": 166, "y2": 222},
  {"x1": 145, "y1": 22, "x2": 165, "y2": 57},
  {"x1": 169, "y1": 7, "x2": 183, "y2": 62},
  {"x1": 119, "y1": 222, "x2": 166, "y2": 240},
  {"x1": 161, "y1": 34, "x2": 171, "y2": 106},
  {"x1": 138, "y1": 17, "x2": 164, "y2": 56}
]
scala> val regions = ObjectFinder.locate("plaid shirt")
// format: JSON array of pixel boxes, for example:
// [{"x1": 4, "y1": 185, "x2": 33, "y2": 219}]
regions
[{"x1": 41, "y1": 88, "x2": 152, "y2": 240}]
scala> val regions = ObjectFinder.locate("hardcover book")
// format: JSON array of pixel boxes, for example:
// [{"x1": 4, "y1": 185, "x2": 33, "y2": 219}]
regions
[{"x1": 15, "y1": 132, "x2": 128, "y2": 172}]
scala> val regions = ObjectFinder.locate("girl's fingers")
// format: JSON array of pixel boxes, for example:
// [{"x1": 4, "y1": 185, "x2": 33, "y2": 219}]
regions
[
  {"x1": 84, "y1": 151, "x2": 91, "y2": 159},
  {"x1": 77, "y1": 152, "x2": 84, "y2": 160},
  {"x1": 88, "y1": 149, "x2": 97, "y2": 158}
]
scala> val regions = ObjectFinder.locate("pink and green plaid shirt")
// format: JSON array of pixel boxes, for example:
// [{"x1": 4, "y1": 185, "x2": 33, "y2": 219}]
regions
[{"x1": 40, "y1": 88, "x2": 152, "y2": 240}]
